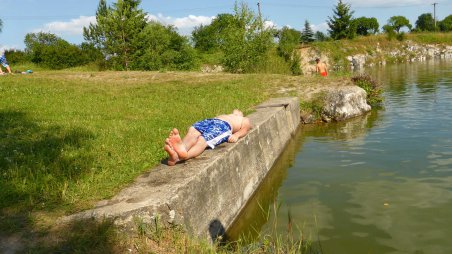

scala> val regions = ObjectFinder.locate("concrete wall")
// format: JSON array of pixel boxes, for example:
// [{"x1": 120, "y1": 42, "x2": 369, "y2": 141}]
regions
[{"x1": 64, "y1": 97, "x2": 300, "y2": 241}]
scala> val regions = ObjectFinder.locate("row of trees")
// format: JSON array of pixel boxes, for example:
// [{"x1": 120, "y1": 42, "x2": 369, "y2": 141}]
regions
[
  {"x1": 83, "y1": 0, "x2": 197, "y2": 70},
  {"x1": 328, "y1": 0, "x2": 452, "y2": 40},
  {"x1": 1, "y1": 0, "x2": 451, "y2": 72}
]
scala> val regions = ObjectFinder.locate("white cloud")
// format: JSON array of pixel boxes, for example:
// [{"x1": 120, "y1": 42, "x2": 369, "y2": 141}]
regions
[
  {"x1": 264, "y1": 20, "x2": 276, "y2": 29},
  {"x1": 345, "y1": 0, "x2": 430, "y2": 7},
  {"x1": 311, "y1": 22, "x2": 329, "y2": 33},
  {"x1": 147, "y1": 13, "x2": 214, "y2": 34},
  {"x1": 33, "y1": 16, "x2": 96, "y2": 35}
]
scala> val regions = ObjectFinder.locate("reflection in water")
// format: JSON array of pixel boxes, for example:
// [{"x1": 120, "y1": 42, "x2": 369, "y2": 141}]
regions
[
  {"x1": 231, "y1": 60, "x2": 452, "y2": 253},
  {"x1": 226, "y1": 125, "x2": 305, "y2": 241}
]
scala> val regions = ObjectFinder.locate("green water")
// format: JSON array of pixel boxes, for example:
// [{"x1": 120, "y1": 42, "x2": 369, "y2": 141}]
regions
[{"x1": 228, "y1": 60, "x2": 452, "y2": 253}]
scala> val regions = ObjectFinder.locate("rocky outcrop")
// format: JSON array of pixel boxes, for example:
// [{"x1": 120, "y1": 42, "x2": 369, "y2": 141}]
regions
[
  {"x1": 201, "y1": 65, "x2": 224, "y2": 73},
  {"x1": 321, "y1": 86, "x2": 371, "y2": 122},
  {"x1": 297, "y1": 41, "x2": 452, "y2": 74},
  {"x1": 346, "y1": 41, "x2": 452, "y2": 70},
  {"x1": 296, "y1": 46, "x2": 330, "y2": 75}
]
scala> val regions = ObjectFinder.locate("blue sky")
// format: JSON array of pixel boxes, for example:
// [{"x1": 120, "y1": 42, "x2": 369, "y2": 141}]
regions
[{"x1": 1, "y1": 0, "x2": 451, "y2": 50}]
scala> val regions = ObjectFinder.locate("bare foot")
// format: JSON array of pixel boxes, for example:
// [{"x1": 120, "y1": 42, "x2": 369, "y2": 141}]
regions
[
  {"x1": 164, "y1": 144, "x2": 180, "y2": 166},
  {"x1": 168, "y1": 128, "x2": 188, "y2": 159}
]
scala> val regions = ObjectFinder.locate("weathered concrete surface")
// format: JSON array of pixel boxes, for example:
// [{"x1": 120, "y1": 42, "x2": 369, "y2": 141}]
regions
[
  {"x1": 63, "y1": 97, "x2": 300, "y2": 241},
  {"x1": 322, "y1": 86, "x2": 371, "y2": 122}
]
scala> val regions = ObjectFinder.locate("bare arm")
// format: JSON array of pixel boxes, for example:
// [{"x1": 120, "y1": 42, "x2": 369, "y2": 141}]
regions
[{"x1": 228, "y1": 117, "x2": 251, "y2": 143}]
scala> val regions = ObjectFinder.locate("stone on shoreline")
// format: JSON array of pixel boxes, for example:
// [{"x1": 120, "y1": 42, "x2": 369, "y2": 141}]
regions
[{"x1": 321, "y1": 86, "x2": 371, "y2": 122}]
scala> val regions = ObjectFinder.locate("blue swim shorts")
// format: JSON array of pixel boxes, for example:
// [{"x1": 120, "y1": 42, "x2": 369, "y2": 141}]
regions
[
  {"x1": 193, "y1": 118, "x2": 232, "y2": 149},
  {"x1": 0, "y1": 54, "x2": 9, "y2": 68}
]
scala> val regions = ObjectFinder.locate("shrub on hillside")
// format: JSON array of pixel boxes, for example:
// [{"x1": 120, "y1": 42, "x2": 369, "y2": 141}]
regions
[
  {"x1": 277, "y1": 27, "x2": 302, "y2": 61},
  {"x1": 4, "y1": 50, "x2": 29, "y2": 64},
  {"x1": 192, "y1": 14, "x2": 236, "y2": 52},
  {"x1": 132, "y1": 22, "x2": 198, "y2": 70},
  {"x1": 25, "y1": 32, "x2": 95, "y2": 69},
  {"x1": 221, "y1": 2, "x2": 273, "y2": 73}
]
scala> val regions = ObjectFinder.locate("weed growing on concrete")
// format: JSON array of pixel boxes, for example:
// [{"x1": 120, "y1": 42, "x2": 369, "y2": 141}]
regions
[{"x1": 300, "y1": 92, "x2": 326, "y2": 123}]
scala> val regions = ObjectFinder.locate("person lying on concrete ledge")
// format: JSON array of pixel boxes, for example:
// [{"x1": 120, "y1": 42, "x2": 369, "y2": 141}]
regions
[{"x1": 164, "y1": 109, "x2": 252, "y2": 166}]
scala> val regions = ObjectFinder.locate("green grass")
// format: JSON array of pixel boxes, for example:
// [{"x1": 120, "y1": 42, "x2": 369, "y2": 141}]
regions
[
  {"x1": 0, "y1": 70, "x2": 336, "y2": 252},
  {"x1": 408, "y1": 32, "x2": 452, "y2": 45},
  {"x1": 0, "y1": 71, "x2": 273, "y2": 231}
]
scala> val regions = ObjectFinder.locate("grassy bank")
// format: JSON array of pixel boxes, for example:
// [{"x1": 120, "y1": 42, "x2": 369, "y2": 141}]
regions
[{"x1": 0, "y1": 70, "x2": 344, "y2": 252}]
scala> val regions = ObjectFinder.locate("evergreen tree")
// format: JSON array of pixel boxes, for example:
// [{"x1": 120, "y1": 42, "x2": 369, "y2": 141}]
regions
[
  {"x1": 84, "y1": 0, "x2": 108, "y2": 51},
  {"x1": 327, "y1": 0, "x2": 355, "y2": 40},
  {"x1": 83, "y1": 0, "x2": 147, "y2": 70},
  {"x1": 301, "y1": 20, "x2": 315, "y2": 43}
]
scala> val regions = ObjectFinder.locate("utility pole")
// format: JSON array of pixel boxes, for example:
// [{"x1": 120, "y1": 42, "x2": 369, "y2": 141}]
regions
[
  {"x1": 432, "y1": 3, "x2": 438, "y2": 29},
  {"x1": 257, "y1": 1, "x2": 262, "y2": 21}
]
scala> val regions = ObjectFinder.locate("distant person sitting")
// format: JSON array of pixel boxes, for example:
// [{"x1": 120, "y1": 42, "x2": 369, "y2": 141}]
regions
[
  {"x1": 0, "y1": 50, "x2": 12, "y2": 75},
  {"x1": 164, "y1": 109, "x2": 252, "y2": 166},
  {"x1": 315, "y1": 58, "x2": 328, "y2": 77}
]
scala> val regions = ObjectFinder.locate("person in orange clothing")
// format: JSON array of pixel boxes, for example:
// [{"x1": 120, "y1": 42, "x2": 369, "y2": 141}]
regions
[{"x1": 315, "y1": 58, "x2": 328, "y2": 77}]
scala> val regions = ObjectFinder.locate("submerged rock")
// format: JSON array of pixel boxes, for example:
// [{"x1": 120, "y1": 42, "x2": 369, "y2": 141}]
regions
[{"x1": 322, "y1": 86, "x2": 371, "y2": 122}]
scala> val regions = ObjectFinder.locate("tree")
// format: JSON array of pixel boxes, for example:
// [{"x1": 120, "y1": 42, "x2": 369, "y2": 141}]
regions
[
  {"x1": 132, "y1": 22, "x2": 197, "y2": 70},
  {"x1": 221, "y1": 2, "x2": 273, "y2": 73},
  {"x1": 83, "y1": 0, "x2": 108, "y2": 50},
  {"x1": 439, "y1": 15, "x2": 452, "y2": 32},
  {"x1": 354, "y1": 17, "x2": 379, "y2": 36},
  {"x1": 301, "y1": 20, "x2": 315, "y2": 43},
  {"x1": 314, "y1": 31, "x2": 328, "y2": 41},
  {"x1": 24, "y1": 32, "x2": 91, "y2": 69},
  {"x1": 386, "y1": 16, "x2": 412, "y2": 33},
  {"x1": 327, "y1": 0, "x2": 356, "y2": 40},
  {"x1": 192, "y1": 14, "x2": 236, "y2": 52},
  {"x1": 277, "y1": 26, "x2": 302, "y2": 60},
  {"x1": 415, "y1": 13, "x2": 435, "y2": 31},
  {"x1": 84, "y1": 0, "x2": 147, "y2": 69}
]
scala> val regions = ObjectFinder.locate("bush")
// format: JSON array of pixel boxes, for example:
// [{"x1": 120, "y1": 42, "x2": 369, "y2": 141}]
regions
[
  {"x1": 192, "y1": 14, "x2": 236, "y2": 52},
  {"x1": 24, "y1": 32, "x2": 95, "y2": 69},
  {"x1": 221, "y1": 2, "x2": 273, "y2": 73},
  {"x1": 396, "y1": 31, "x2": 406, "y2": 41},
  {"x1": 277, "y1": 27, "x2": 301, "y2": 61},
  {"x1": 4, "y1": 50, "x2": 29, "y2": 64},
  {"x1": 290, "y1": 53, "x2": 302, "y2": 75},
  {"x1": 132, "y1": 22, "x2": 198, "y2": 71},
  {"x1": 351, "y1": 74, "x2": 383, "y2": 107}
]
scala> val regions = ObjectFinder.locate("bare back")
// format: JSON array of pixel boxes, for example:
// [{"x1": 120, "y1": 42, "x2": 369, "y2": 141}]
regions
[
  {"x1": 316, "y1": 62, "x2": 327, "y2": 73},
  {"x1": 216, "y1": 114, "x2": 244, "y2": 133}
]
